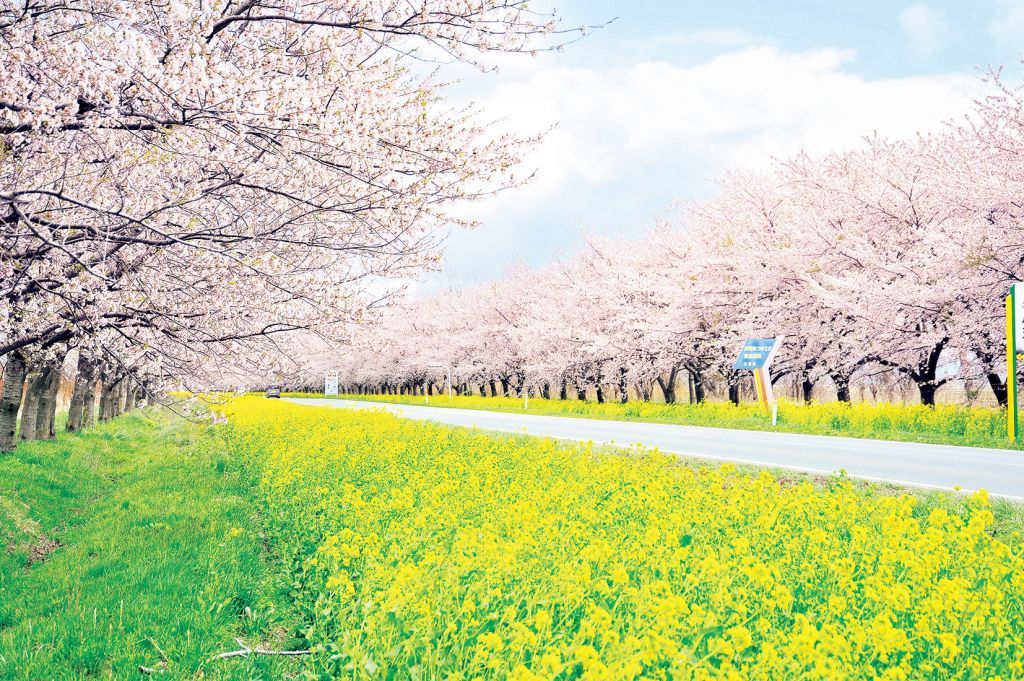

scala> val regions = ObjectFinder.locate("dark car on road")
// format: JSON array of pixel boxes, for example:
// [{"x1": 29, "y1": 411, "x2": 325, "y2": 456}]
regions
[{"x1": 265, "y1": 385, "x2": 282, "y2": 398}]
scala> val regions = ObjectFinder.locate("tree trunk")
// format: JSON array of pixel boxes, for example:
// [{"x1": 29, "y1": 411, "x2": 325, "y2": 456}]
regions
[
  {"x1": 35, "y1": 364, "x2": 62, "y2": 439},
  {"x1": 67, "y1": 355, "x2": 96, "y2": 432},
  {"x1": 542, "y1": 382, "x2": 551, "y2": 400},
  {"x1": 499, "y1": 377, "x2": 510, "y2": 397},
  {"x1": 0, "y1": 352, "x2": 29, "y2": 452},
  {"x1": 99, "y1": 379, "x2": 119, "y2": 421},
  {"x1": 559, "y1": 379, "x2": 568, "y2": 400},
  {"x1": 657, "y1": 367, "x2": 678, "y2": 404},
  {"x1": 832, "y1": 373, "x2": 851, "y2": 403},
  {"x1": 576, "y1": 383, "x2": 587, "y2": 401},
  {"x1": 895, "y1": 339, "x2": 947, "y2": 407},
  {"x1": 82, "y1": 374, "x2": 97, "y2": 428},
  {"x1": 618, "y1": 368, "x2": 629, "y2": 404},
  {"x1": 119, "y1": 380, "x2": 130, "y2": 414},
  {"x1": 918, "y1": 381, "x2": 938, "y2": 407},
  {"x1": 636, "y1": 382, "x2": 651, "y2": 402},
  {"x1": 125, "y1": 385, "x2": 138, "y2": 412},
  {"x1": 97, "y1": 381, "x2": 108, "y2": 421},
  {"x1": 691, "y1": 370, "x2": 706, "y2": 404},
  {"x1": 728, "y1": 372, "x2": 740, "y2": 406},
  {"x1": 489, "y1": 379, "x2": 498, "y2": 397},
  {"x1": 112, "y1": 379, "x2": 125, "y2": 417},
  {"x1": 987, "y1": 372, "x2": 1008, "y2": 408},
  {"x1": 19, "y1": 369, "x2": 45, "y2": 441},
  {"x1": 111, "y1": 379, "x2": 123, "y2": 417},
  {"x1": 801, "y1": 373, "x2": 814, "y2": 405},
  {"x1": 123, "y1": 383, "x2": 134, "y2": 413},
  {"x1": 595, "y1": 384, "x2": 605, "y2": 404}
]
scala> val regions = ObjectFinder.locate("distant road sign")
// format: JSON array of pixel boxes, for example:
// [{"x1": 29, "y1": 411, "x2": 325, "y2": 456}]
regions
[{"x1": 733, "y1": 338, "x2": 781, "y2": 371}]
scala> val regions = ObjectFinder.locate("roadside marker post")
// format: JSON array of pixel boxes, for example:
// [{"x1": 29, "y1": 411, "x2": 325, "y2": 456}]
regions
[
  {"x1": 734, "y1": 337, "x2": 784, "y2": 426},
  {"x1": 1007, "y1": 285, "x2": 1022, "y2": 442}
]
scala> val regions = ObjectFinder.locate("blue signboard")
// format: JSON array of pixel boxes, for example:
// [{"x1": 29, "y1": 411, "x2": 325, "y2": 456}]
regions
[{"x1": 733, "y1": 337, "x2": 780, "y2": 370}]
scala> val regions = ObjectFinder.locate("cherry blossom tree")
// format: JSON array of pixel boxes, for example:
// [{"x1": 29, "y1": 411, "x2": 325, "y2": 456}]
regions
[
  {"x1": 321, "y1": 104, "x2": 1020, "y2": 410},
  {"x1": 0, "y1": 0, "x2": 589, "y2": 451}
]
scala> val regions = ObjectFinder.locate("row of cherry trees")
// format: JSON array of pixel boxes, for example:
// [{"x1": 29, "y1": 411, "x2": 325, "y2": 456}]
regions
[
  {"x1": 319, "y1": 79, "x2": 1024, "y2": 407},
  {"x1": 0, "y1": 0, "x2": 578, "y2": 451}
]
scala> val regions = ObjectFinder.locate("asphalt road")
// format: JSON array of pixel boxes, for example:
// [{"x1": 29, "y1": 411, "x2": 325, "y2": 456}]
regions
[{"x1": 286, "y1": 398, "x2": 1024, "y2": 501}]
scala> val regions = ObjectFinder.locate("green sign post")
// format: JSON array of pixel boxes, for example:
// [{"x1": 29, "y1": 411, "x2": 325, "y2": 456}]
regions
[{"x1": 1008, "y1": 284, "x2": 1022, "y2": 442}]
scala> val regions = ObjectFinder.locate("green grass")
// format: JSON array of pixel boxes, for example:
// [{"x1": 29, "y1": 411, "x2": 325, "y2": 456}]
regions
[
  {"x1": 0, "y1": 410, "x2": 304, "y2": 679},
  {"x1": 290, "y1": 393, "x2": 1020, "y2": 450}
]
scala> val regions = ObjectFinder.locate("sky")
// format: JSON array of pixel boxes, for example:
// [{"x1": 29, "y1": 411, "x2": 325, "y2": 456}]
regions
[{"x1": 426, "y1": 1, "x2": 1024, "y2": 289}]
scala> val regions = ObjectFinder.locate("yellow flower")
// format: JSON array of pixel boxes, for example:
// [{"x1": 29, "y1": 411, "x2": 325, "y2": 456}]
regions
[
  {"x1": 533, "y1": 609, "x2": 552, "y2": 631},
  {"x1": 611, "y1": 566, "x2": 629, "y2": 585},
  {"x1": 509, "y1": 665, "x2": 544, "y2": 681},
  {"x1": 214, "y1": 396, "x2": 1024, "y2": 679},
  {"x1": 477, "y1": 632, "x2": 503, "y2": 652},
  {"x1": 937, "y1": 633, "x2": 961, "y2": 663}
]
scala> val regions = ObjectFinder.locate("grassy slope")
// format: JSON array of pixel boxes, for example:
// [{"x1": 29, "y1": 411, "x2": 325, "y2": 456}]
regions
[
  {"x1": 294, "y1": 393, "x2": 1019, "y2": 450},
  {"x1": 0, "y1": 410, "x2": 303, "y2": 679}
]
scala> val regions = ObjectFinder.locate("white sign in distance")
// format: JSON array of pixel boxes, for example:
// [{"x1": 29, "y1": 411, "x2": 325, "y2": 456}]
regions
[{"x1": 324, "y1": 370, "x2": 339, "y2": 396}]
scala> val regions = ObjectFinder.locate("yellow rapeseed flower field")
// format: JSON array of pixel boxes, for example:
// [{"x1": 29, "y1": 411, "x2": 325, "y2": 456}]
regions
[{"x1": 218, "y1": 397, "x2": 1024, "y2": 680}]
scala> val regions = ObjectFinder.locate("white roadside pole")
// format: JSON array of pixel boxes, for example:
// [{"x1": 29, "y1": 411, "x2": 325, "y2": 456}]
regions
[
  {"x1": 733, "y1": 337, "x2": 784, "y2": 426},
  {"x1": 428, "y1": 364, "x2": 452, "y2": 402}
]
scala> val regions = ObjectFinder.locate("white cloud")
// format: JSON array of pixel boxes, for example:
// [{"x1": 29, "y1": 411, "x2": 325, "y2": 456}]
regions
[
  {"x1": 989, "y1": 0, "x2": 1024, "y2": 43},
  {"x1": 459, "y1": 45, "x2": 981, "y2": 211},
  {"x1": 899, "y1": 4, "x2": 953, "y2": 57},
  {"x1": 428, "y1": 44, "x2": 985, "y2": 285}
]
